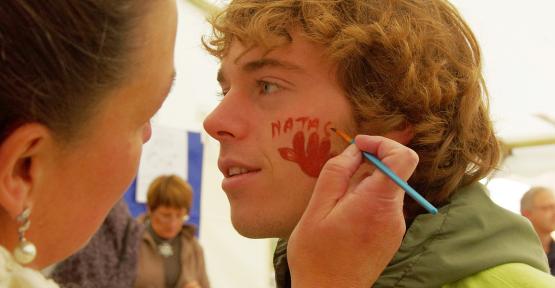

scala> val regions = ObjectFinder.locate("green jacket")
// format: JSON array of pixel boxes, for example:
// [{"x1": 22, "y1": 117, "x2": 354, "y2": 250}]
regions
[{"x1": 274, "y1": 183, "x2": 554, "y2": 287}]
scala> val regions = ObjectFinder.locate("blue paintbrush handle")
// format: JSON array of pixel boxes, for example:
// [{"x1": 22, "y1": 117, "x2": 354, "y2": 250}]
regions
[{"x1": 361, "y1": 150, "x2": 438, "y2": 214}]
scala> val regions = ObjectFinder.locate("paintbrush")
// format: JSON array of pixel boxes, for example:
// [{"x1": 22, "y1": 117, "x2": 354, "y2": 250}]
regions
[{"x1": 331, "y1": 128, "x2": 438, "y2": 215}]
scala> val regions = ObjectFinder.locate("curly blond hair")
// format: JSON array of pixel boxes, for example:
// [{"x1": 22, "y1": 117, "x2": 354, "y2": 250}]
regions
[{"x1": 204, "y1": 0, "x2": 500, "y2": 218}]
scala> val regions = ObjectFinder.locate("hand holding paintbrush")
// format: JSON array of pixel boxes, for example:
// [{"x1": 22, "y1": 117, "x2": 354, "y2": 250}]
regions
[
  {"x1": 288, "y1": 133, "x2": 421, "y2": 287},
  {"x1": 331, "y1": 128, "x2": 438, "y2": 214}
]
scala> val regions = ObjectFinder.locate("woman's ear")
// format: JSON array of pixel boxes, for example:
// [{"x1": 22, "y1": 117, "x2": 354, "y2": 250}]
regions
[
  {"x1": 384, "y1": 122, "x2": 415, "y2": 145},
  {"x1": 0, "y1": 123, "x2": 49, "y2": 218}
]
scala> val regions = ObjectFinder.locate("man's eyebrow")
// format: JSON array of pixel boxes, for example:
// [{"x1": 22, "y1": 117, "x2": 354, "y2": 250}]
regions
[
  {"x1": 217, "y1": 58, "x2": 303, "y2": 84},
  {"x1": 242, "y1": 58, "x2": 303, "y2": 73}
]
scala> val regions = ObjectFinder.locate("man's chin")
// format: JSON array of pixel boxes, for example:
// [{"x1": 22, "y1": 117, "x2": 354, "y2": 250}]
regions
[
  {"x1": 230, "y1": 218, "x2": 268, "y2": 239},
  {"x1": 230, "y1": 214, "x2": 293, "y2": 239}
]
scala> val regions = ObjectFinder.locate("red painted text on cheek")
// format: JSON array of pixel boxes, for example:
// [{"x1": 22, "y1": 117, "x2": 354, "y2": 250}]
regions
[{"x1": 273, "y1": 117, "x2": 332, "y2": 178}]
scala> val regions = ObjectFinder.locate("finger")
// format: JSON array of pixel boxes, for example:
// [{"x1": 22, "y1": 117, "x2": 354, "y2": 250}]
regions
[
  {"x1": 354, "y1": 135, "x2": 419, "y2": 182},
  {"x1": 348, "y1": 170, "x2": 405, "y2": 211},
  {"x1": 302, "y1": 144, "x2": 362, "y2": 221},
  {"x1": 349, "y1": 135, "x2": 418, "y2": 208}
]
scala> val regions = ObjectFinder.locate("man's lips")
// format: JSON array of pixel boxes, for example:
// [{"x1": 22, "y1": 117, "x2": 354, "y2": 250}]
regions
[
  {"x1": 218, "y1": 158, "x2": 262, "y2": 178},
  {"x1": 218, "y1": 157, "x2": 263, "y2": 193}
]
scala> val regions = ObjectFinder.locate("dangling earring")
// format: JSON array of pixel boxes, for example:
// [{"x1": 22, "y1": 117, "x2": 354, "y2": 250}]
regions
[{"x1": 12, "y1": 207, "x2": 36, "y2": 265}]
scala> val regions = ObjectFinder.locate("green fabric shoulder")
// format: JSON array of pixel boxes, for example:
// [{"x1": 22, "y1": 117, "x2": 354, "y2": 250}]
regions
[
  {"x1": 444, "y1": 263, "x2": 555, "y2": 288},
  {"x1": 374, "y1": 183, "x2": 548, "y2": 287}
]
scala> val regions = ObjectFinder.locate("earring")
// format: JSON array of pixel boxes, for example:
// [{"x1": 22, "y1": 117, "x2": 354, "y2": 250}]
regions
[{"x1": 12, "y1": 207, "x2": 36, "y2": 265}]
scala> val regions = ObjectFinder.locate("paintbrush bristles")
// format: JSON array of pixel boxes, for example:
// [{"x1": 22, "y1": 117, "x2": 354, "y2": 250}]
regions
[{"x1": 330, "y1": 127, "x2": 353, "y2": 143}]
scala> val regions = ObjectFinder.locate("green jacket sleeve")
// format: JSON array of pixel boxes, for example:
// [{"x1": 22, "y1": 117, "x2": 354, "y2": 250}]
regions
[{"x1": 444, "y1": 263, "x2": 555, "y2": 288}]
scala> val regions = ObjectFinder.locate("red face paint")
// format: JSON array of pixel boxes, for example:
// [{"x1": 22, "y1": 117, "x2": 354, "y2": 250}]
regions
[
  {"x1": 271, "y1": 117, "x2": 331, "y2": 138},
  {"x1": 273, "y1": 116, "x2": 333, "y2": 177},
  {"x1": 278, "y1": 131, "x2": 332, "y2": 178}
]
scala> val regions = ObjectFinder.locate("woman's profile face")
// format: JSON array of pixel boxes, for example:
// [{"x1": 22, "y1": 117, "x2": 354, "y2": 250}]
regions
[
  {"x1": 25, "y1": 0, "x2": 178, "y2": 267},
  {"x1": 150, "y1": 205, "x2": 188, "y2": 239}
]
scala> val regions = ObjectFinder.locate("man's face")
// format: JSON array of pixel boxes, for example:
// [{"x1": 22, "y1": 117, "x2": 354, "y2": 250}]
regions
[
  {"x1": 527, "y1": 191, "x2": 555, "y2": 234},
  {"x1": 203, "y1": 32, "x2": 356, "y2": 238}
]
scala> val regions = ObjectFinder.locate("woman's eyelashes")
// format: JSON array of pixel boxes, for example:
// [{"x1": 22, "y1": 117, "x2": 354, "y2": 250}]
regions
[{"x1": 216, "y1": 89, "x2": 228, "y2": 99}]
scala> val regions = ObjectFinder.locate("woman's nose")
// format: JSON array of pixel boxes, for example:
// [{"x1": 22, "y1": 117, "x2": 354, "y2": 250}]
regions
[{"x1": 142, "y1": 121, "x2": 152, "y2": 143}]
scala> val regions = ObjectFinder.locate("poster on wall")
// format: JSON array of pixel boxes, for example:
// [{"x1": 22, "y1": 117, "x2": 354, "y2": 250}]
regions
[
  {"x1": 137, "y1": 125, "x2": 188, "y2": 202},
  {"x1": 124, "y1": 124, "x2": 204, "y2": 231}
]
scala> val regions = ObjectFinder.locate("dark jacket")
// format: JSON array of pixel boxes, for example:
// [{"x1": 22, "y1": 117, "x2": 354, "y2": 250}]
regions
[
  {"x1": 51, "y1": 200, "x2": 143, "y2": 288},
  {"x1": 547, "y1": 239, "x2": 555, "y2": 275}
]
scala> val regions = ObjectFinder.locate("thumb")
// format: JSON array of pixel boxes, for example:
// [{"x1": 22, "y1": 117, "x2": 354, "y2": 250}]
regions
[{"x1": 302, "y1": 144, "x2": 361, "y2": 221}]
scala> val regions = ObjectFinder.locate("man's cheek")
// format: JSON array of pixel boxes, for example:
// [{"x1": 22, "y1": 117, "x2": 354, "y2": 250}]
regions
[{"x1": 272, "y1": 116, "x2": 333, "y2": 177}]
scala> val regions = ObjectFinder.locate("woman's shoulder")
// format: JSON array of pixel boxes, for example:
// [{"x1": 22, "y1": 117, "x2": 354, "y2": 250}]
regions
[
  {"x1": 180, "y1": 223, "x2": 197, "y2": 237},
  {"x1": 0, "y1": 246, "x2": 60, "y2": 288},
  {"x1": 444, "y1": 263, "x2": 555, "y2": 288},
  {"x1": 179, "y1": 225, "x2": 205, "y2": 251}
]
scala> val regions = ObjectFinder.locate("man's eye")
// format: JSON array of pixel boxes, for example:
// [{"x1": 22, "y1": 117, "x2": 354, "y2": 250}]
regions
[{"x1": 259, "y1": 81, "x2": 280, "y2": 94}]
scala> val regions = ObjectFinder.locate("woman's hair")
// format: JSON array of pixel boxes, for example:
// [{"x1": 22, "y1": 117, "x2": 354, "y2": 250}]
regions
[
  {"x1": 0, "y1": 0, "x2": 148, "y2": 144},
  {"x1": 147, "y1": 175, "x2": 193, "y2": 213},
  {"x1": 204, "y1": 0, "x2": 500, "y2": 218}
]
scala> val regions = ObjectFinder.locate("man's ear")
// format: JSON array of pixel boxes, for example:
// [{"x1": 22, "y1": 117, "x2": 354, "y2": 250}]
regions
[
  {"x1": 384, "y1": 122, "x2": 415, "y2": 145},
  {"x1": 0, "y1": 123, "x2": 50, "y2": 218}
]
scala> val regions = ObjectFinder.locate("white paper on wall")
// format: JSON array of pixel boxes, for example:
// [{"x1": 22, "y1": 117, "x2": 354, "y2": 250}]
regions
[{"x1": 136, "y1": 124, "x2": 188, "y2": 203}]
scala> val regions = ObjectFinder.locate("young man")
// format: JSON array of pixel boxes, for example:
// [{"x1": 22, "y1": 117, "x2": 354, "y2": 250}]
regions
[
  {"x1": 203, "y1": 0, "x2": 555, "y2": 286},
  {"x1": 521, "y1": 186, "x2": 555, "y2": 275}
]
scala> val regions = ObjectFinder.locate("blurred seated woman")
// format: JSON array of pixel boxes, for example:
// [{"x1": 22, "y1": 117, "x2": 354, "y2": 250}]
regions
[{"x1": 135, "y1": 175, "x2": 209, "y2": 288}]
